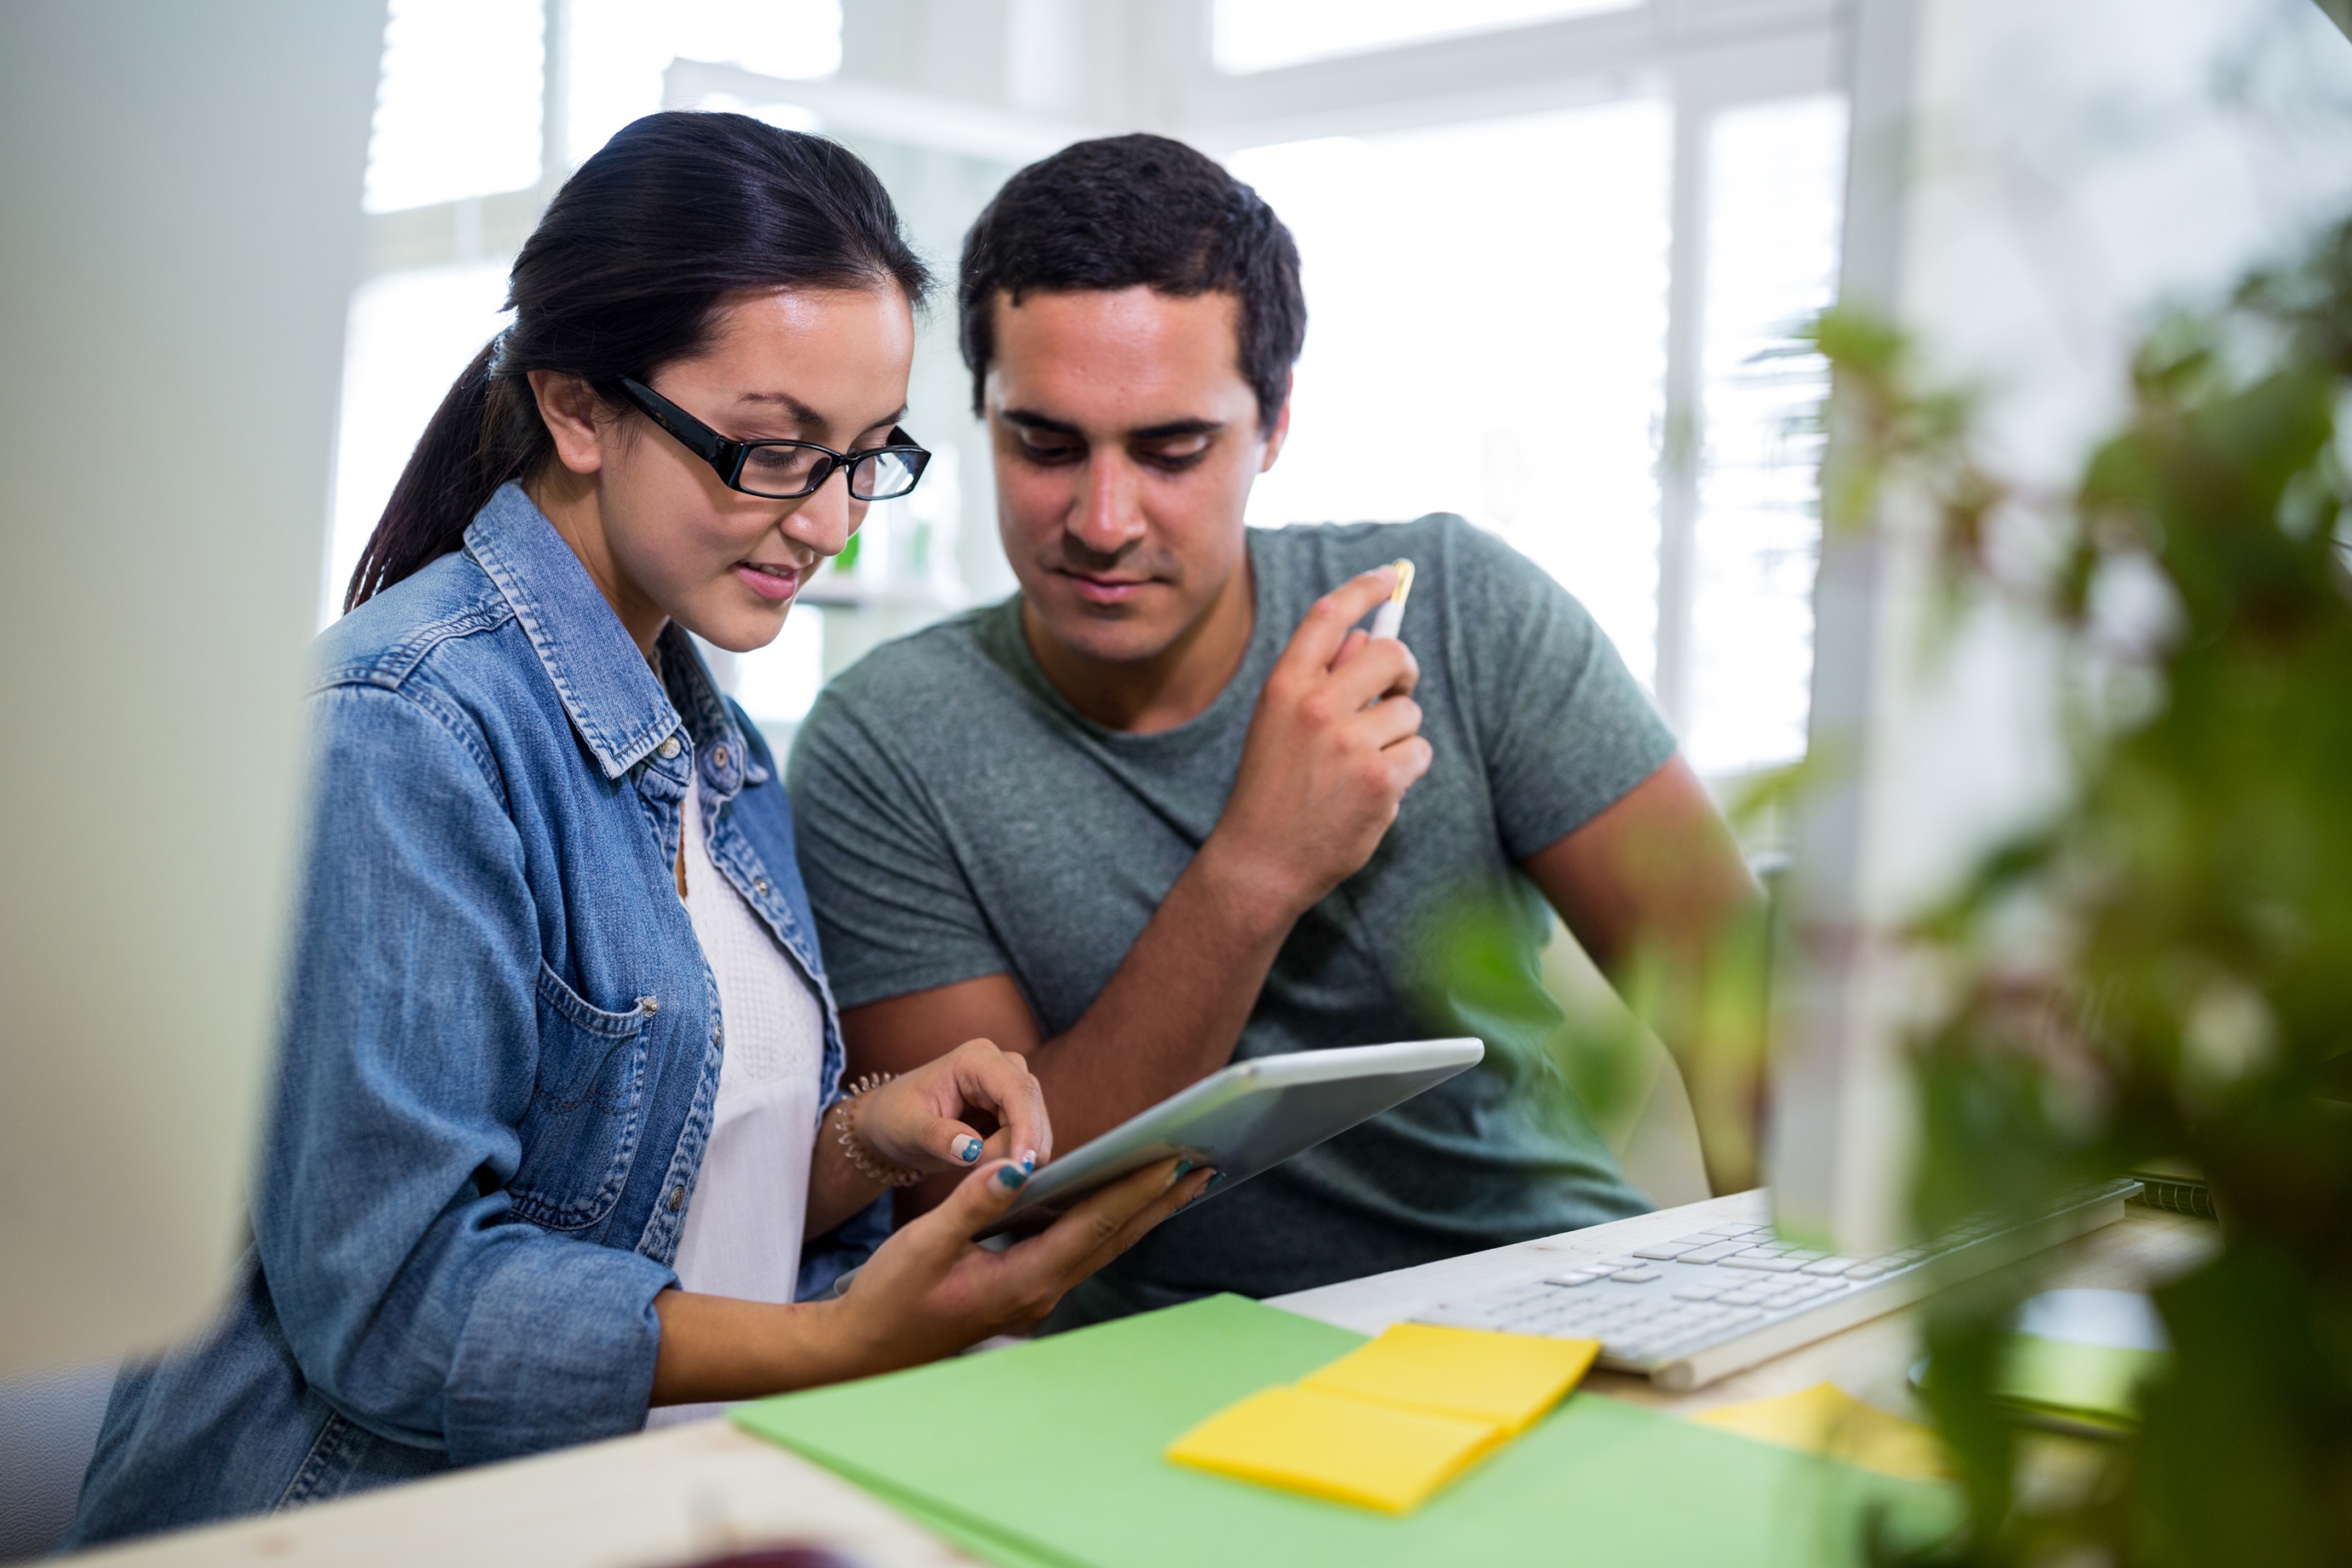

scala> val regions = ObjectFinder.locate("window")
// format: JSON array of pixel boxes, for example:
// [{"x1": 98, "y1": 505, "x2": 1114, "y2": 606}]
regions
[
  {"x1": 1232, "y1": 103, "x2": 1674, "y2": 684},
  {"x1": 1686, "y1": 96, "x2": 1848, "y2": 776},
  {"x1": 567, "y1": 0, "x2": 841, "y2": 167},
  {"x1": 1213, "y1": 0, "x2": 1640, "y2": 76},
  {"x1": 363, "y1": 0, "x2": 545, "y2": 214},
  {"x1": 1232, "y1": 88, "x2": 1849, "y2": 784},
  {"x1": 324, "y1": 262, "x2": 512, "y2": 623}
]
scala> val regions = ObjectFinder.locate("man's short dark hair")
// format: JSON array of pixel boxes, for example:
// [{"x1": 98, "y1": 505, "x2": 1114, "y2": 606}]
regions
[{"x1": 958, "y1": 134, "x2": 1305, "y2": 432}]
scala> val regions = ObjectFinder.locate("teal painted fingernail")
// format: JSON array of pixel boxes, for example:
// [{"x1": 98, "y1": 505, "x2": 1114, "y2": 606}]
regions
[
  {"x1": 955, "y1": 1135, "x2": 982, "y2": 1163},
  {"x1": 1204, "y1": 1172, "x2": 1226, "y2": 1191},
  {"x1": 996, "y1": 1165, "x2": 1029, "y2": 1189},
  {"x1": 1173, "y1": 1160, "x2": 1195, "y2": 1178},
  {"x1": 1020, "y1": 1149, "x2": 1037, "y2": 1172}
]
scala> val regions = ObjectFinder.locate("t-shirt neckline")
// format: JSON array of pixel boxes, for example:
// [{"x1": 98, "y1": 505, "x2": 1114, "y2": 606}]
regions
[{"x1": 991, "y1": 533, "x2": 1281, "y2": 750}]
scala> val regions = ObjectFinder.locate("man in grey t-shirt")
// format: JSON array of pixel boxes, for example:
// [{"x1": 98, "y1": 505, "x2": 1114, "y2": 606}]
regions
[{"x1": 790, "y1": 135, "x2": 1766, "y2": 1320}]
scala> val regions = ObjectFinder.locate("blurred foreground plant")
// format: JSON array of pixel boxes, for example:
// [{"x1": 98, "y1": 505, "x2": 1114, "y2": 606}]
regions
[{"x1": 1818, "y1": 217, "x2": 2352, "y2": 1566}]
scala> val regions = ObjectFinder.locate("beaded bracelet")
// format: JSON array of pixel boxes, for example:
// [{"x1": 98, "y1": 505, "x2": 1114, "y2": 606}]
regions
[{"x1": 831, "y1": 1071, "x2": 926, "y2": 1188}]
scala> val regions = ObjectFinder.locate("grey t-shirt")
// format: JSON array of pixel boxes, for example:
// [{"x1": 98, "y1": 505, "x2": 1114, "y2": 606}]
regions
[{"x1": 788, "y1": 515, "x2": 1676, "y2": 1316}]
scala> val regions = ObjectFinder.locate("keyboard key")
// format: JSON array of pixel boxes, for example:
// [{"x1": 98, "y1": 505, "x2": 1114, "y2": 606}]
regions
[
  {"x1": 1676, "y1": 1241, "x2": 1749, "y2": 1264},
  {"x1": 1703, "y1": 1224, "x2": 1759, "y2": 1237},
  {"x1": 1632, "y1": 1243, "x2": 1699, "y2": 1261},
  {"x1": 1610, "y1": 1268, "x2": 1662, "y2": 1284},
  {"x1": 1844, "y1": 1262, "x2": 1890, "y2": 1278},
  {"x1": 1801, "y1": 1257, "x2": 1858, "y2": 1275},
  {"x1": 1545, "y1": 1272, "x2": 1603, "y2": 1286},
  {"x1": 1717, "y1": 1289, "x2": 1767, "y2": 1306},
  {"x1": 1672, "y1": 1233, "x2": 1726, "y2": 1246},
  {"x1": 1718, "y1": 1257, "x2": 1802, "y2": 1273},
  {"x1": 1672, "y1": 1285, "x2": 1725, "y2": 1302}
]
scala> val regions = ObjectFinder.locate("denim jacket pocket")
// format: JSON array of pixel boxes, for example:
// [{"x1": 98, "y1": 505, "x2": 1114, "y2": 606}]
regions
[{"x1": 508, "y1": 961, "x2": 654, "y2": 1231}]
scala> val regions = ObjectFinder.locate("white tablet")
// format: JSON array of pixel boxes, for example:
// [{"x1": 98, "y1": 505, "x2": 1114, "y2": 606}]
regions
[{"x1": 972, "y1": 1037, "x2": 1485, "y2": 1241}]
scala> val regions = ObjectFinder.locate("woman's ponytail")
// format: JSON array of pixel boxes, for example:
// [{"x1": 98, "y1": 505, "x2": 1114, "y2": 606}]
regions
[{"x1": 340, "y1": 111, "x2": 929, "y2": 613}]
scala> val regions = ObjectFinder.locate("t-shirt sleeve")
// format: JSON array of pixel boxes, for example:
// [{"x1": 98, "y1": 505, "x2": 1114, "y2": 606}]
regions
[
  {"x1": 1436, "y1": 516, "x2": 1680, "y2": 859},
  {"x1": 787, "y1": 679, "x2": 1013, "y2": 1011}
]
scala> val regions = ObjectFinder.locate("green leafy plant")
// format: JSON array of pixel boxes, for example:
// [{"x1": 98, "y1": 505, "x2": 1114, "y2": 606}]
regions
[{"x1": 1814, "y1": 216, "x2": 2352, "y2": 1566}]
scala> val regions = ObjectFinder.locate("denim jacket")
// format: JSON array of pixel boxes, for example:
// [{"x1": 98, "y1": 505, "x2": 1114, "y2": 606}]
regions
[{"x1": 67, "y1": 484, "x2": 881, "y2": 1547}]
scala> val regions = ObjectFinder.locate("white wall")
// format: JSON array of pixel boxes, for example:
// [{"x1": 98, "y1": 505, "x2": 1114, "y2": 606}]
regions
[{"x1": 0, "y1": 0, "x2": 385, "y2": 1373}]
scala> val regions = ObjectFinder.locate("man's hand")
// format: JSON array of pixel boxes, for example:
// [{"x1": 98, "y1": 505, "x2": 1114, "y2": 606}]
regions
[{"x1": 1203, "y1": 566, "x2": 1434, "y2": 919}]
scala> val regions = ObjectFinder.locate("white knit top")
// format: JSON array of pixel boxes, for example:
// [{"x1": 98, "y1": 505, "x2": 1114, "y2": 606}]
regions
[{"x1": 644, "y1": 774, "x2": 825, "y2": 1428}]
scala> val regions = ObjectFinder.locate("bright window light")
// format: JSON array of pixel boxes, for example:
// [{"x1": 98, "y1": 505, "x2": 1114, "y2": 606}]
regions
[
  {"x1": 1213, "y1": 0, "x2": 1638, "y2": 75},
  {"x1": 363, "y1": 0, "x2": 545, "y2": 214},
  {"x1": 324, "y1": 262, "x2": 513, "y2": 624},
  {"x1": 1685, "y1": 95, "x2": 1849, "y2": 776},
  {"x1": 1232, "y1": 100, "x2": 1673, "y2": 691},
  {"x1": 568, "y1": 0, "x2": 842, "y2": 168},
  {"x1": 729, "y1": 603, "x2": 828, "y2": 727}
]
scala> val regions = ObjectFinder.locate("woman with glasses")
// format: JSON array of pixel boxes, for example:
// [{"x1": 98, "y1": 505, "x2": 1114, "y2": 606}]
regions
[{"x1": 66, "y1": 112, "x2": 1211, "y2": 1547}]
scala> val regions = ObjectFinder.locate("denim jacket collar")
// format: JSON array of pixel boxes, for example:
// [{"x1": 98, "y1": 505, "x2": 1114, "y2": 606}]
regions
[{"x1": 464, "y1": 482, "x2": 762, "y2": 793}]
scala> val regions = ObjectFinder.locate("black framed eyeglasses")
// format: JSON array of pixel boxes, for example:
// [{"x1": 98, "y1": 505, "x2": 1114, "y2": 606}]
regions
[{"x1": 618, "y1": 377, "x2": 931, "y2": 501}]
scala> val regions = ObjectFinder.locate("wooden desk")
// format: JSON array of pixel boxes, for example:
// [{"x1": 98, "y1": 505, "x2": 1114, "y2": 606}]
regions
[{"x1": 77, "y1": 1197, "x2": 2215, "y2": 1568}]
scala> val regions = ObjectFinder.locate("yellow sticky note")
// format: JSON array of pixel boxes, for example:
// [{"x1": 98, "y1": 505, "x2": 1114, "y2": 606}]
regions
[
  {"x1": 1165, "y1": 1383, "x2": 1506, "y2": 1514},
  {"x1": 1299, "y1": 1323, "x2": 1599, "y2": 1434},
  {"x1": 1692, "y1": 1383, "x2": 1952, "y2": 1483}
]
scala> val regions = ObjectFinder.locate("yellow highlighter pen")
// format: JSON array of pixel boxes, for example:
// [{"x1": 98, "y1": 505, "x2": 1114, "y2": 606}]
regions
[{"x1": 1370, "y1": 558, "x2": 1415, "y2": 641}]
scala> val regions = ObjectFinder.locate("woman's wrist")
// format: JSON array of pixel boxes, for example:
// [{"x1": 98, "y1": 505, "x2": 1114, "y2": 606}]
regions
[
  {"x1": 652, "y1": 1291, "x2": 875, "y2": 1406},
  {"x1": 831, "y1": 1074, "x2": 929, "y2": 1186},
  {"x1": 777, "y1": 1294, "x2": 879, "y2": 1388}
]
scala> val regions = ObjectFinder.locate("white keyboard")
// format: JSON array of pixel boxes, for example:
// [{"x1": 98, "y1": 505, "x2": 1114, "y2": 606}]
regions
[{"x1": 1416, "y1": 1181, "x2": 2141, "y2": 1390}]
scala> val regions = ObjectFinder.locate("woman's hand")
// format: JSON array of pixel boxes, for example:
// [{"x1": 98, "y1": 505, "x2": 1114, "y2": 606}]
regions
[
  {"x1": 652, "y1": 1152, "x2": 1215, "y2": 1405},
  {"x1": 824, "y1": 1154, "x2": 1215, "y2": 1375},
  {"x1": 855, "y1": 1037, "x2": 1050, "y2": 1175}
]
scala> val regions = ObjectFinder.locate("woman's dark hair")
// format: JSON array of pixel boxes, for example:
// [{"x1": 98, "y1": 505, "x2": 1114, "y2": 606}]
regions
[
  {"x1": 345, "y1": 112, "x2": 929, "y2": 611},
  {"x1": 957, "y1": 133, "x2": 1304, "y2": 433}
]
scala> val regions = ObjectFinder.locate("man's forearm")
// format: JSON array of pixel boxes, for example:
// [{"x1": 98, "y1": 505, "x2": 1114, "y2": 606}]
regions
[
  {"x1": 1644, "y1": 917, "x2": 1771, "y2": 1196},
  {"x1": 1522, "y1": 756, "x2": 1771, "y2": 1196},
  {"x1": 1021, "y1": 839, "x2": 1302, "y2": 1150}
]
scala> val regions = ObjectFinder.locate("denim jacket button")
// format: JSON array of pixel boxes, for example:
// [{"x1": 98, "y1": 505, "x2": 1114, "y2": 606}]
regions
[
  {"x1": 667, "y1": 1184, "x2": 684, "y2": 1212},
  {"x1": 713, "y1": 744, "x2": 730, "y2": 768},
  {"x1": 658, "y1": 735, "x2": 681, "y2": 761},
  {"x1": 753, "y1": 877, "x2": 769, "y2": 896}
]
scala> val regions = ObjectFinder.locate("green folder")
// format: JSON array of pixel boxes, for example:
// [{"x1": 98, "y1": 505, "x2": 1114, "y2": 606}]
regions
[
  {"x1": 1994, "y1": 1336, "x2": 2169, "y2": 1434},
  {"x1": 733, "y1": 1294, "x2": 1960, "y2": 1568}
]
